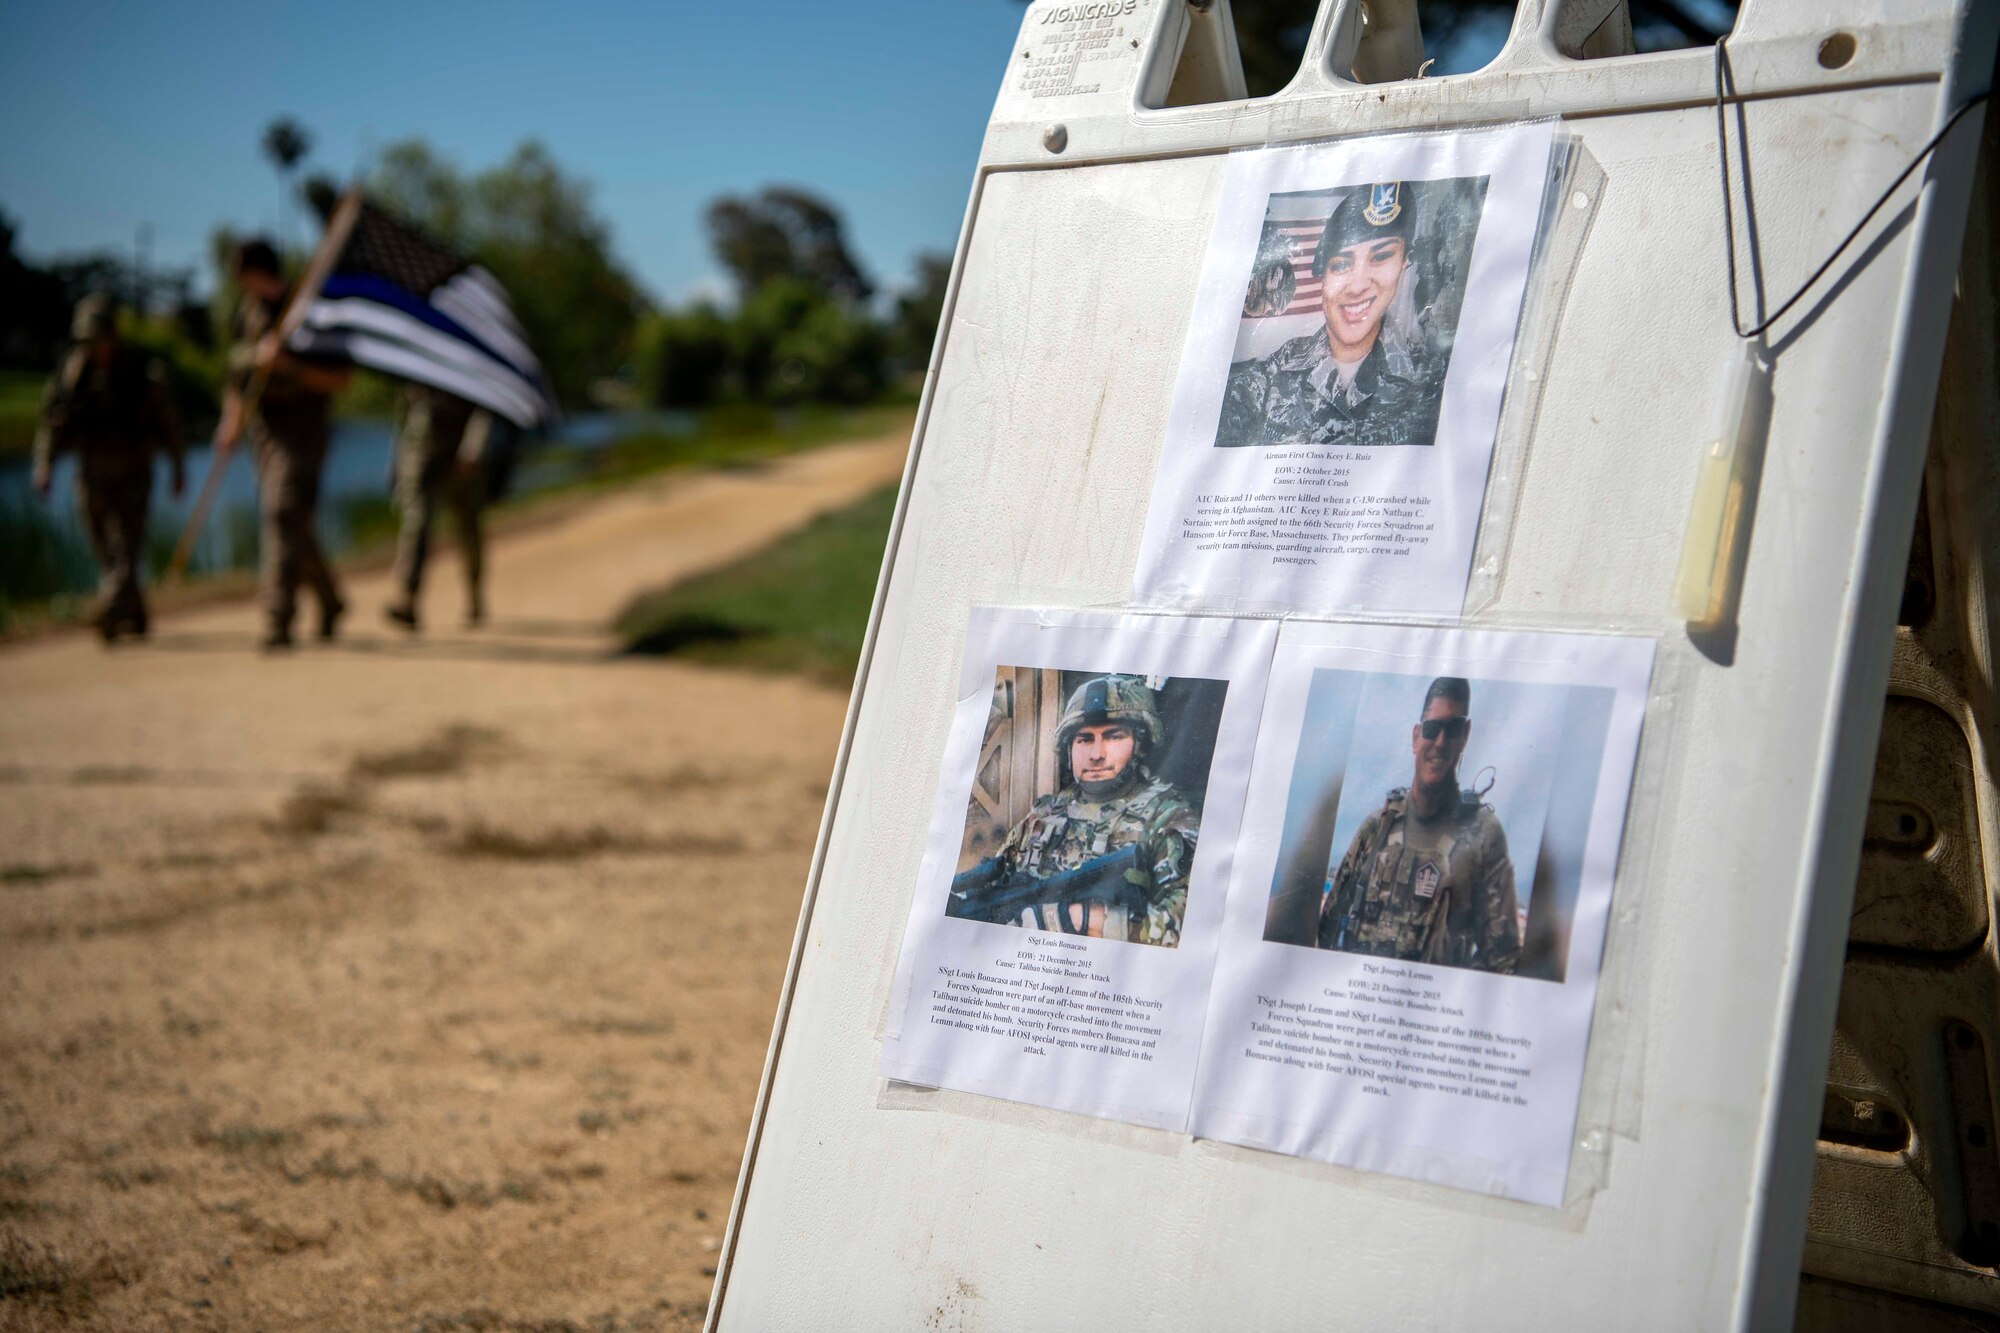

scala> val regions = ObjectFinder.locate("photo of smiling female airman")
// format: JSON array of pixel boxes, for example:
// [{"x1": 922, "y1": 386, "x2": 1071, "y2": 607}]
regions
[{"x1": 1215, "y1": 175, "x2": 1488, "y2": 450}]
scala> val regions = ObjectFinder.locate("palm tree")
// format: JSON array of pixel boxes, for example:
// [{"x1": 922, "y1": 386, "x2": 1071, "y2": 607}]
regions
[{"x1": 261, "y1": 117, "x2": 313, "y2": 253}]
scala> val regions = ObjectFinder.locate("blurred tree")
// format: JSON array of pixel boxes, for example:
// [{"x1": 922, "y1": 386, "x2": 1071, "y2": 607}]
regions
[
  {"x1": 261, "y1": 118, "x2": 312, "y2": 174},
  {"x1": 728, "y1": 277, "x2": 824, "y2": 400},
  {"x1": 706, "y1": 188, "x2": 874, "y2": 305},
  {"x1": 369, "y1": 138, "x2": 647, "y2": 408},
  {"x1": 1, "y1": 211, "x2": 205, "y2": 375},
  {"x1": 118, "y1": 311, "x2": 224, "y2": 431},
  {"x1": 634, "y1": 302, "x2": 733, "y2": 407},
  {"x1": 723, "y1": 277, "x2": 886, "y2": 405},
  {"x1": 371, "y1": 142, "x2": 470, "y2": 247},
  {"x1": 302, "y1": 174, "x2": 343, "y2": 224},
  {"x1": 636, "y1": 188, "x2": 888, "y2": 409},
  {"x1": 206, "y1": 225, "x2": 249, "y2": 353},
  {"x1": 889, "y1": 252, "x2": 952, "y2": 369},
  {"x1": 772, "y1": 298, "x2": 887, "y2": 404},
  {"x1": 261, "y1": 117, "x2": 313, "y2": 250},
  {"x1": 0, "y1": 207, "x2": 73, "y2": 368}
]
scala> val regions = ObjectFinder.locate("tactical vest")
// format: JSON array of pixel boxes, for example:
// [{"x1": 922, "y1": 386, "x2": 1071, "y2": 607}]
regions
[
  {"x1": 1003, "y1": 768, "x2": 1198, "y2": 946},
  {"x1": 1321, "y1": 786, "x2": 1500, "y2": 967}
]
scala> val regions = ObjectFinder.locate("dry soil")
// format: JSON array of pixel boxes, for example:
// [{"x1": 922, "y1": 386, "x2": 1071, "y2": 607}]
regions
[{"x1": 0, "y1": 433, "x2": 909, "y2": 1331}]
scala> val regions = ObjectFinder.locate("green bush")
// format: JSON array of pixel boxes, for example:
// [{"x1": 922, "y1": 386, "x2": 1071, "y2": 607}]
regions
[
  {"x1": 634, "y1": 303, "x2": 731, "y2": 407},
  {"x1": 119, "y1": 314, "x2": 223, "y2": 435},
  {"x1": 0, "y1": 369, "x2": 43, "y2": 457},
  {"x1": 728, "y1": 278, "x2": 818, "y2": 401},
  {"x1": 712, "y1": 278, "x2": 887, "y2": 407},
  {"x1": 771, "y1": 300, "x2": 886, "y2": 405}
]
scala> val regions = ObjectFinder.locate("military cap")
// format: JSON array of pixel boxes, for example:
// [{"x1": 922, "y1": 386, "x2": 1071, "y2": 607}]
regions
[
  {"x1": 1056, "y1": 675, "x2": 1165, "y2": 754},
  {"x1": 1312, "y1": 182, "x2": 1413, "y2": 277},
  {"x1": 71, "y1": 293, "x2": 117, "y2": 341}
]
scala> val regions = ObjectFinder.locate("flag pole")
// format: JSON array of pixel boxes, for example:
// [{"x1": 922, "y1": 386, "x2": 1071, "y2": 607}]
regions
[{"x1": 164, "y1": 187, "x2": 365, "y2": 588}]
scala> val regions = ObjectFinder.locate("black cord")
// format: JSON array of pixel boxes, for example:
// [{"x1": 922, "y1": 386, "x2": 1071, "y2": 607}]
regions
[{"x1": 1713, "y1": 37, "x2": 1990, "y2": 342}]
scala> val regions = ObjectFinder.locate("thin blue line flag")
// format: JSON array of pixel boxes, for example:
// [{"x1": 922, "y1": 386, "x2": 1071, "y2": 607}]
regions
[{"x1": 289, "y1": 197, "x2": 556, "y2": 430}]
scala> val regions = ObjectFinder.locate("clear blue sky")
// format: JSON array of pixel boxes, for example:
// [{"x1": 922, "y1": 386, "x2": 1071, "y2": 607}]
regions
[{"x1": 0, "y1": 0, "x2": 1027, "y2": 305}]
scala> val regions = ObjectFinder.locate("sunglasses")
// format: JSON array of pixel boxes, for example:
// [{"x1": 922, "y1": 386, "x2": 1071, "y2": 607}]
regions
[{"x1": 1419, "y1": 716, "x2": 1469, "y2": 741}]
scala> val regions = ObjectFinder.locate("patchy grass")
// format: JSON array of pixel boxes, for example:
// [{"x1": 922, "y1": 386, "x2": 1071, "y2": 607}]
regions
[
  {"x1": 0, "y1": 1163, "x2": 48, "y2": 1221},
  {"x1": 276, "y1": 1151, "x2": 544, "y2": 1212},
  {"x1": 409, "y1": 1302, "x2": 703, "y2": 1333},
  {"x1": 160, "y1": 999, "x2": 220, "y2": 1038},
  {"x1": 95, "y1": 1161, "x2": 169, "y2": 1191},
  {"x1": 443, "y1": 823, "x2": 643, "y2": 862},
  {"x1": 237, "y1": 1211, "x2": 332, "y2": 1255},
  {"x1": 553, "y1": 1013, "x2": 672, "y2": 1038},
  {"x1": 0, "y1": 1227, "x2": 134, "y2": 1314},
  {"x1": 194, "y1": 1120, "x2": 295, "y2": 1155},
  {"x1": 270, "y1": 780, "x2": 368, "y2": 837},
  {"x1": 66, "y1": 764, "x2": 155, "y2": 785},
  {"x1": 385, "y1": 1170, "x2": 544, "y2": 1211},
  {"x1": 616, "y1": 481, "x2": 896, "y2": 685},
  {"x1": 264, "y1": 723, "x2": 508, "y2": 844},
  {"x1": 612, "y1": 764, "x2": 736, "y2": 796},
  {"x1": 67, "y1": 874, "x2": 301, "y2": 941},
  {"x1": 349, "y1": 723, "x2": 505, "y2": 781},
  {"x1": 440, "y1": 822, "x2": 743, "y2": 862},
  {"x1": 478, "y1": 1048, "x2": 544, "y2": 1072},
  {"x1": 1, "y1": 862, "x2": 94, "y2": 887},
  {"x1": 200, "y1": 1131, "x2": 557, "y2": 1214}
]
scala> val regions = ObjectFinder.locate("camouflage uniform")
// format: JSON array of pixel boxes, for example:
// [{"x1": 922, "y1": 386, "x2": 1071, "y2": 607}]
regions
[
  {"x1": 1217, "y1": 328, "x2": 1443, "y2": 450},
  {"x1": 1319, "y1": 786, "x2": 1519, "y2": 973},
  {"x1": 988, "y1": 677, "x2": 1200, "y2": 948},
  {"x1": 32, "y1": 297, "x2": 182, "y2": 637},
  {"x1": 387, "y1": 385, "x2": 491, "y2": 625},
  {"x1": 230, "y1": 292, "x2": 343, "y2": 637}
]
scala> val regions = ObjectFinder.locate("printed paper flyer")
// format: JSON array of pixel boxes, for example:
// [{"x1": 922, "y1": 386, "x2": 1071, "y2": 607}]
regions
[
  {"x1": 880, "y1": 607, "x2": 1277, "y2": 1131},
  {"x1": 1188, "y1": 621, "x2": 1654, "y2": 1205},
  {"x1": 1132, "y1": 121, "x2": 1558, "y2": 617}
]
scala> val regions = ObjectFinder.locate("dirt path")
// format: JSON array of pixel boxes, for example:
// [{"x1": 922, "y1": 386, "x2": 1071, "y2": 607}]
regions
[{"x1": 0, "y1": 433, "x2": 908, "y2": 1331}]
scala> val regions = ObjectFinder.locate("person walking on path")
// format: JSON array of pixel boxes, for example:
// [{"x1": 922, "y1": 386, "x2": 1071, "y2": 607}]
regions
[
  {"x1": 32, "y1": 294, "x2": 184, "y2": 642},
  {"x1": 384, "y1": 383, "x2": 492, "y2": 631},
  {"x1": 215, "y1": 238, "x2": 351, "y2": 650}
]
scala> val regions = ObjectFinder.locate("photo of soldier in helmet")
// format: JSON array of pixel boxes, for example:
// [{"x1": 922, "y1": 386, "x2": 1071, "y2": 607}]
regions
[
  {"x1": 1215, "y1": 175, "x2": 1488, "y2": 450},
  {"x1": 949, "y1": 672, "x2": 1227, "y2": 949},
  {"x1": 1317, "y1": 676, "x2": 1520, "y2": 973}
]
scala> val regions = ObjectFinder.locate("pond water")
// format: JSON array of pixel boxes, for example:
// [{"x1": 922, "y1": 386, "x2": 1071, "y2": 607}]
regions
[{"x1": 0, "y1": 410, "x2": 694, "y2": 603}]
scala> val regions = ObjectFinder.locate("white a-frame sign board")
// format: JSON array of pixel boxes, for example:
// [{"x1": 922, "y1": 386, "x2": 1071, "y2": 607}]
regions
[{"x1": 712, "y1": 1, "x2": 1997, "y2": 1328}]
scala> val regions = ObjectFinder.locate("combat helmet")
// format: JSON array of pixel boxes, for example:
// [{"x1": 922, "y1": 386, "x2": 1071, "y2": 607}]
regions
[
  {"x1": 70, "y1": 293, "x2": 116, "y2": 341},
  {"x1": 1055, "y1": 675, "x2": 1165, "y2": 758}
]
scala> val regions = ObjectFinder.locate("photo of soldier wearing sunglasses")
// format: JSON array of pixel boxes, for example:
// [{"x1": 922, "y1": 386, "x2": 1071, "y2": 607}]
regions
[{"x1": 1317, "y1": 675, "x2": 1520, "y2": 974}]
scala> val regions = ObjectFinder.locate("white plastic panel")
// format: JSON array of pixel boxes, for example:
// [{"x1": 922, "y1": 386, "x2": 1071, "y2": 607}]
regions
[{"x1": 714, "y1": 2, "x2": 1997, "y2": 1328}]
